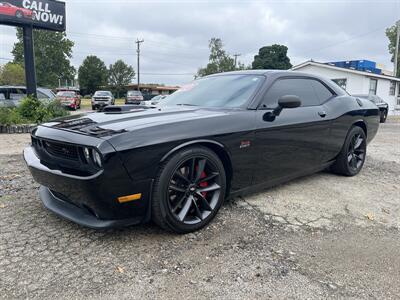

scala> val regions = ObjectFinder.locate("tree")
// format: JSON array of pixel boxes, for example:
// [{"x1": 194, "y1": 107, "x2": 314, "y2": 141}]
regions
[
  {"x1": 0, "y1": 62, "x2": 25, "y2": 85},
  {"x1": 12, "y1": 29, "x2": 75, "y2": 87},
  {"x1": 197, "y1": 38, "x2": 236, "y2": 77},
  {"x1": 109, "y1": 60, "x2": 135, "y2": 98},
  {"x1": 78, "y1": 56, "x2": 108, "y2": 95},
  {"x1": 252, "y1": 44, "x2": 292, "y2": 70},
  {"x1": 386, "y1": 21, "x2": 400, "y2": 77}
]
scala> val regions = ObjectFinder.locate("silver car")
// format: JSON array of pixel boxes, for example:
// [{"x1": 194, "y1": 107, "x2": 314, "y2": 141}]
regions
[
  {"x1": 92, "y1": 91, "x2": 115, "y2": 110},
  {"x1": 0, "y1": 86, "x2": 55, "y2": 107}
]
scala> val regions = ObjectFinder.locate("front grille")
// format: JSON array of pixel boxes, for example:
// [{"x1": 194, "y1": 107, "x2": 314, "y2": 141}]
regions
[
  {"x1": 31, "y1": 136, "x2": 102, "y2": 176},
  {"x1": 32, "y1": 136, "x2": 79, "y2": 161},
  {"x1": 44, "y1": 140, "x2": 79, "y2": 160}
]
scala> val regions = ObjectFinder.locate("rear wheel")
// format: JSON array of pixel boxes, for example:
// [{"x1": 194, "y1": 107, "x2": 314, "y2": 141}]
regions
[
  {"x1": 380, "y1": 110, "x2": 387, "y2": 123},
  {"x1": 331, "y1": 126, "x2": 366, "y2": 176},
  {"x1": 152, "y1": 146, "x2": 226, "y2": 233}
]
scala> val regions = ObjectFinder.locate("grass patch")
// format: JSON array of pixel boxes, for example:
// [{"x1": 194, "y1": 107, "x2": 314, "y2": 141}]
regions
[{"x1": 81, "y1": 98, "x2": 126, "y2": 109}]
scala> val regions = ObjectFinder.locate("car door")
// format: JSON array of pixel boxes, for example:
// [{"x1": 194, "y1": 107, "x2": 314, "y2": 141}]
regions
[{"x1": 253, "y1": 77, "x2": 333, "y2": 185}]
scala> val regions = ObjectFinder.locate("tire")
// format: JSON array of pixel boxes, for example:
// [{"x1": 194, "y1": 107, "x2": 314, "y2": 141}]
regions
[
  {"x1": 92, "y1": 105, "x2": 95, "y2": 110},
  {"x1": 380, "y1": 110, "x2": 387, "y2": 123},
  {"x1": 331, "y1": 126, "x2": 367, "y2": 176},
  {"x1": 152, "y1": 146, "x2": 226, "y2": 233},
  {"x1": 15, "y1": 10, "x2": 23, "y2": 18}
]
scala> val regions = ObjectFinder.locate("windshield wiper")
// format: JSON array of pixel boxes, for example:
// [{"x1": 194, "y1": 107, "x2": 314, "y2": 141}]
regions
[{"x1": 176, "y1": 103, "x2": 199, "y2": 107}]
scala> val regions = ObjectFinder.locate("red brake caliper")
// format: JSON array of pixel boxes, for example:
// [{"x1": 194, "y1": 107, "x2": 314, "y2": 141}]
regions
[{"x1": 199, "y1": 170, "x2": 208, "y2": 198}]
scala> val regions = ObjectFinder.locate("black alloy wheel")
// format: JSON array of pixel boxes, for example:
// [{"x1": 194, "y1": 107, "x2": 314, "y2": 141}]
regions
[
  {"x1": 168, "y1": 156, "x2": 222, "y2": 225},
  {"x1": 347, "y1": 132, "x2": 366, "y2": 173},
  {"x1": 152, "y1": 146, "x2": 226, "y2": 233},
  {"x1": 331, "y1": 126, "x2": 367, "y2": 176}
]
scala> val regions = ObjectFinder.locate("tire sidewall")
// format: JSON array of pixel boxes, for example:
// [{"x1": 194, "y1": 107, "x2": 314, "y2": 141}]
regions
[{"x1": 155, "y1": 147, "x2": 226, "y2": 233}]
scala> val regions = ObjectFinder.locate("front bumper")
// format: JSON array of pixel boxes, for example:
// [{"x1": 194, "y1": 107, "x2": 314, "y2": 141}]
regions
[
  {"x1": 24, "y1": 146, "x2": 152, "y2": 229},
  {"x1": 40, "y1": 186, "x2": 143, "y2": 229}
]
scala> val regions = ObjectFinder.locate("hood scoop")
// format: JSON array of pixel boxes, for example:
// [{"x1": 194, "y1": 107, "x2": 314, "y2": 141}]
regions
[{"x1": 103, "y1": 105, "x2": 152, "y2": 114}]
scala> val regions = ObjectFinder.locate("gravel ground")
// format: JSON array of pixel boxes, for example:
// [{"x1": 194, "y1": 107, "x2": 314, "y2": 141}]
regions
[{"x1": 0, "y1": 119, "x2": 399, "y2": 299}]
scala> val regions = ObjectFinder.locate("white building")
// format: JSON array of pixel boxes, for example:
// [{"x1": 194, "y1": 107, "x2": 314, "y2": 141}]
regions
[{"x1": 293, "y1": 61, "x2": 400, "y2": 115}]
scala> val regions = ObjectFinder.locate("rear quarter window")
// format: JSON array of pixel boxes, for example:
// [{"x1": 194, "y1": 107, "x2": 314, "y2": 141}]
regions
[{"x1": 310, "y1": 80, "x2": 334, "y2": 103}]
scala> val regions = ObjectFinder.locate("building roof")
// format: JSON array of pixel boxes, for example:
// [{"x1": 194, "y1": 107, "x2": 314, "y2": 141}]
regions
[
  {"x1": 126, "y1": 83, "x2": 180, "y2": 90},
  {"x1": 292, "y1": 60, "x2": 400, "y2": 82}
]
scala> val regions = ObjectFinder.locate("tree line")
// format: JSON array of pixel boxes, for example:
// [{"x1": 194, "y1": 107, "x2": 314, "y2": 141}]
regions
[{"x1": 1, "y1": 21, "x2": 398, "y2": 92}]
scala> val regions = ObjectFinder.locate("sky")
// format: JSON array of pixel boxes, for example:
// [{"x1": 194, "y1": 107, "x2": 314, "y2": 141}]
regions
[{"x1": 0, "y1": 0, "x2": 399, "y2": 86}]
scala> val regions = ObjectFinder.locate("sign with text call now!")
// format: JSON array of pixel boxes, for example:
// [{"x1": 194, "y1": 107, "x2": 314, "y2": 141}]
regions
[{"x1": 0, "y1": 0, "x2": 65, "y2": 31}]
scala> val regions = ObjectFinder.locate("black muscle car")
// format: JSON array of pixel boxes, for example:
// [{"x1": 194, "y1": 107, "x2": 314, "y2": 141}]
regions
[{"x1": 24, "y1": 70, "x2": 380, "y2": 233}]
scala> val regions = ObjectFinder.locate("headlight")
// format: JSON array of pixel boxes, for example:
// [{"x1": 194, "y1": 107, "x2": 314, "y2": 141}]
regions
[{"x1": 92, "y1": 149, "x2": 102, "y2": 168}]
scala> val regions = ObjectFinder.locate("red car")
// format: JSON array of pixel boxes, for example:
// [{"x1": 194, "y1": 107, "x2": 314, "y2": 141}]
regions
[
  {"x1": 0, "y1": 2, "x2": 33, "y2": 19},
  {"x1": 56, "y1": 91, "x2": 81, "y2": 111}
]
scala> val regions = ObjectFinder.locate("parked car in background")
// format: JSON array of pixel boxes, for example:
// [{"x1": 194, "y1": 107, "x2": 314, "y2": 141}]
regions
[
  {"x1": 0, "y1": 86, "x2": 55, "y2": 107},
  {"x1": 0, "y1": 2, "x2": 33, "y2": 19},
  {"x1": 92, "y1": 91, "x2": 115, "y2": 110},
  {"x1": 126, "y1": 90, "x2": 143, "y2": 104},
  {"x1": 140, "y1": 95, "x2": 167, "y2": 106},
  {"x1": 353, "y1": 94, "x2": 389, "y2": 123},
  {"x1": 56, "y1": 91, "x2": 81, "y2": 110}
]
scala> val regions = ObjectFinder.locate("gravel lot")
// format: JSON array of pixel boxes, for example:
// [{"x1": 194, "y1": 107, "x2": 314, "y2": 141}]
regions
[{"x1": 0, "y1": 119, "x2": 399, "y2": 299}]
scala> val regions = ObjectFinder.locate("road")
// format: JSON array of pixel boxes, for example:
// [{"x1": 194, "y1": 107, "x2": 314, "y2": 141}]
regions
[{"x1": 0, "y1": 119, "x2": 399, "y2": 299}]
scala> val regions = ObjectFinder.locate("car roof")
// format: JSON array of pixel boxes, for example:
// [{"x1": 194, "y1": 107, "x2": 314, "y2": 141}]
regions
[
  {"x1": 207, "y1": 69, "x2": 310, "y2": 76},
  {"x1": 207, "y1": 70, "x2": 347, "y2": 96}
]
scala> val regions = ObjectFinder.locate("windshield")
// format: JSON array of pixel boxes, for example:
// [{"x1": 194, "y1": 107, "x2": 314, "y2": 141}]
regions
[
  {"x1": 127, "y1": 90, "x2": 142, "y2": 96},
  {"x1": 57, "y1": 91, "x2": 75, "y2": 98},
  {"x1": 95, "y1": 91, "x2": 110, "y2": 96},
  {"x1": 161, "y1": 75, "x2": 264, "y2": 108}
]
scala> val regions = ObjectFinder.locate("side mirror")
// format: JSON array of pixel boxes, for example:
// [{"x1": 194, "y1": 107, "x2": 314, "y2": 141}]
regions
[
  {"x1": 263, "y1": 95, "x2": 301, "y2": 122},
  {"x1": 278, "y1": 95, "x2": 301, "y2": 109}
]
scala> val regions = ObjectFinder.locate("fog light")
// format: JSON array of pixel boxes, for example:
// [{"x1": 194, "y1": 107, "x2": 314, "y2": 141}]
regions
[
  {"x1": 92, "y1": 149, "x2": 102, "y2": 167},
  {"x1": 83, "y1": 147, "x2": 90, "y2": 162}
]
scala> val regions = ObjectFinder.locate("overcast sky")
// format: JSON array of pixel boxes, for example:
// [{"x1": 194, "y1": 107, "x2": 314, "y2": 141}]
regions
[{"x1": 1, "y1": 0, "x2": 399, "y2": 86}]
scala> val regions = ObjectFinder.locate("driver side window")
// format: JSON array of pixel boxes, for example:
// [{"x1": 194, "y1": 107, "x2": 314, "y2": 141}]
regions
[{"x1": 262, "y1": 78, "x2": 322, "y2": 108}]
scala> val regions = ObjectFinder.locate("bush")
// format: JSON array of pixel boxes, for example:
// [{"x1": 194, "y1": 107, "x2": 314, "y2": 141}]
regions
[
  {"x1": 0, "y1": 97, "x2": 69, "y2": 125},
  {"x1": 0, "y1": 107, "x2": 29, "y2": 125}
]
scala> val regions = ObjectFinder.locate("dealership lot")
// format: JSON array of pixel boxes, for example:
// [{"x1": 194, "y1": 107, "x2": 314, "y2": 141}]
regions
[{"x1": 0, "y1": 120, "x2": 399, "y2": 299}]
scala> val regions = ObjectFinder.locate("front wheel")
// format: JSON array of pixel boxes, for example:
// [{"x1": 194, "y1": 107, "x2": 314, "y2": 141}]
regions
[
  {"x1": 331, "y1": 126, "x2": 367, "y2": 176},
  {"x1": 152, "y1": 146, "x2": 226, "y2": 233}
]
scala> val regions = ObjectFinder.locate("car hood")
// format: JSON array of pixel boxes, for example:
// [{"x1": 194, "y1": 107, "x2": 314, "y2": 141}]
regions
[{"x1": 41, "y1": 106, "x2": 230, "y2": 138}]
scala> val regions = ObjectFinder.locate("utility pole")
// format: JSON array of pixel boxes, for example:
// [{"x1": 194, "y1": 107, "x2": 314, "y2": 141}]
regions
[
  {"x1": 136, "y1": 38, "x2": 144, "y2": 91},
  {"x1": 233, "y1": 53, "x2": 241, "y2": 69},
  {"x1": 394, "y1": 20, "x2": 400, "y2": 77}
]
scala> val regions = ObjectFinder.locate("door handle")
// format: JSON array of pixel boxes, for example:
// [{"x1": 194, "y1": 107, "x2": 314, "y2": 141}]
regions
[{"x1": 318, "y1": 111, "x2": 327, "y2": 118}]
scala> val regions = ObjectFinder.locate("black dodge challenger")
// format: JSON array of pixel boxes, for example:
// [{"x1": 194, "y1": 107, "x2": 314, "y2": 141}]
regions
[{"x1": 24, "y1": 70, "x2": 380, "y2": 233}]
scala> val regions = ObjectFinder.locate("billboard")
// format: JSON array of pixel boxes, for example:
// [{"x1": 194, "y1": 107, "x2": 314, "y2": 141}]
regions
[{"x1": 0, "y1": 0, "x2": 65, "y2": 31}]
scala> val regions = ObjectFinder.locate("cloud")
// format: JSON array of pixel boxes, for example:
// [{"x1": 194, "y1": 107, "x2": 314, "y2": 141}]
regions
[{"x1": 1, "y1": 0, "x2": 399, "y2": 85}]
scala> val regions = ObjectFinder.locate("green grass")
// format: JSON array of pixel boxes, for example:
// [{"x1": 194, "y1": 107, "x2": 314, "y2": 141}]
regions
[{"x1": 81, "y1": 98, "x2": 125, "y2": 109}]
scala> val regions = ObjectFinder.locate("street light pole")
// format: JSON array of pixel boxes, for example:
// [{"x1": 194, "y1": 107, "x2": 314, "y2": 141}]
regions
[{"x1": 135, "y1": 38, "x2": 144, "y2": 91}]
